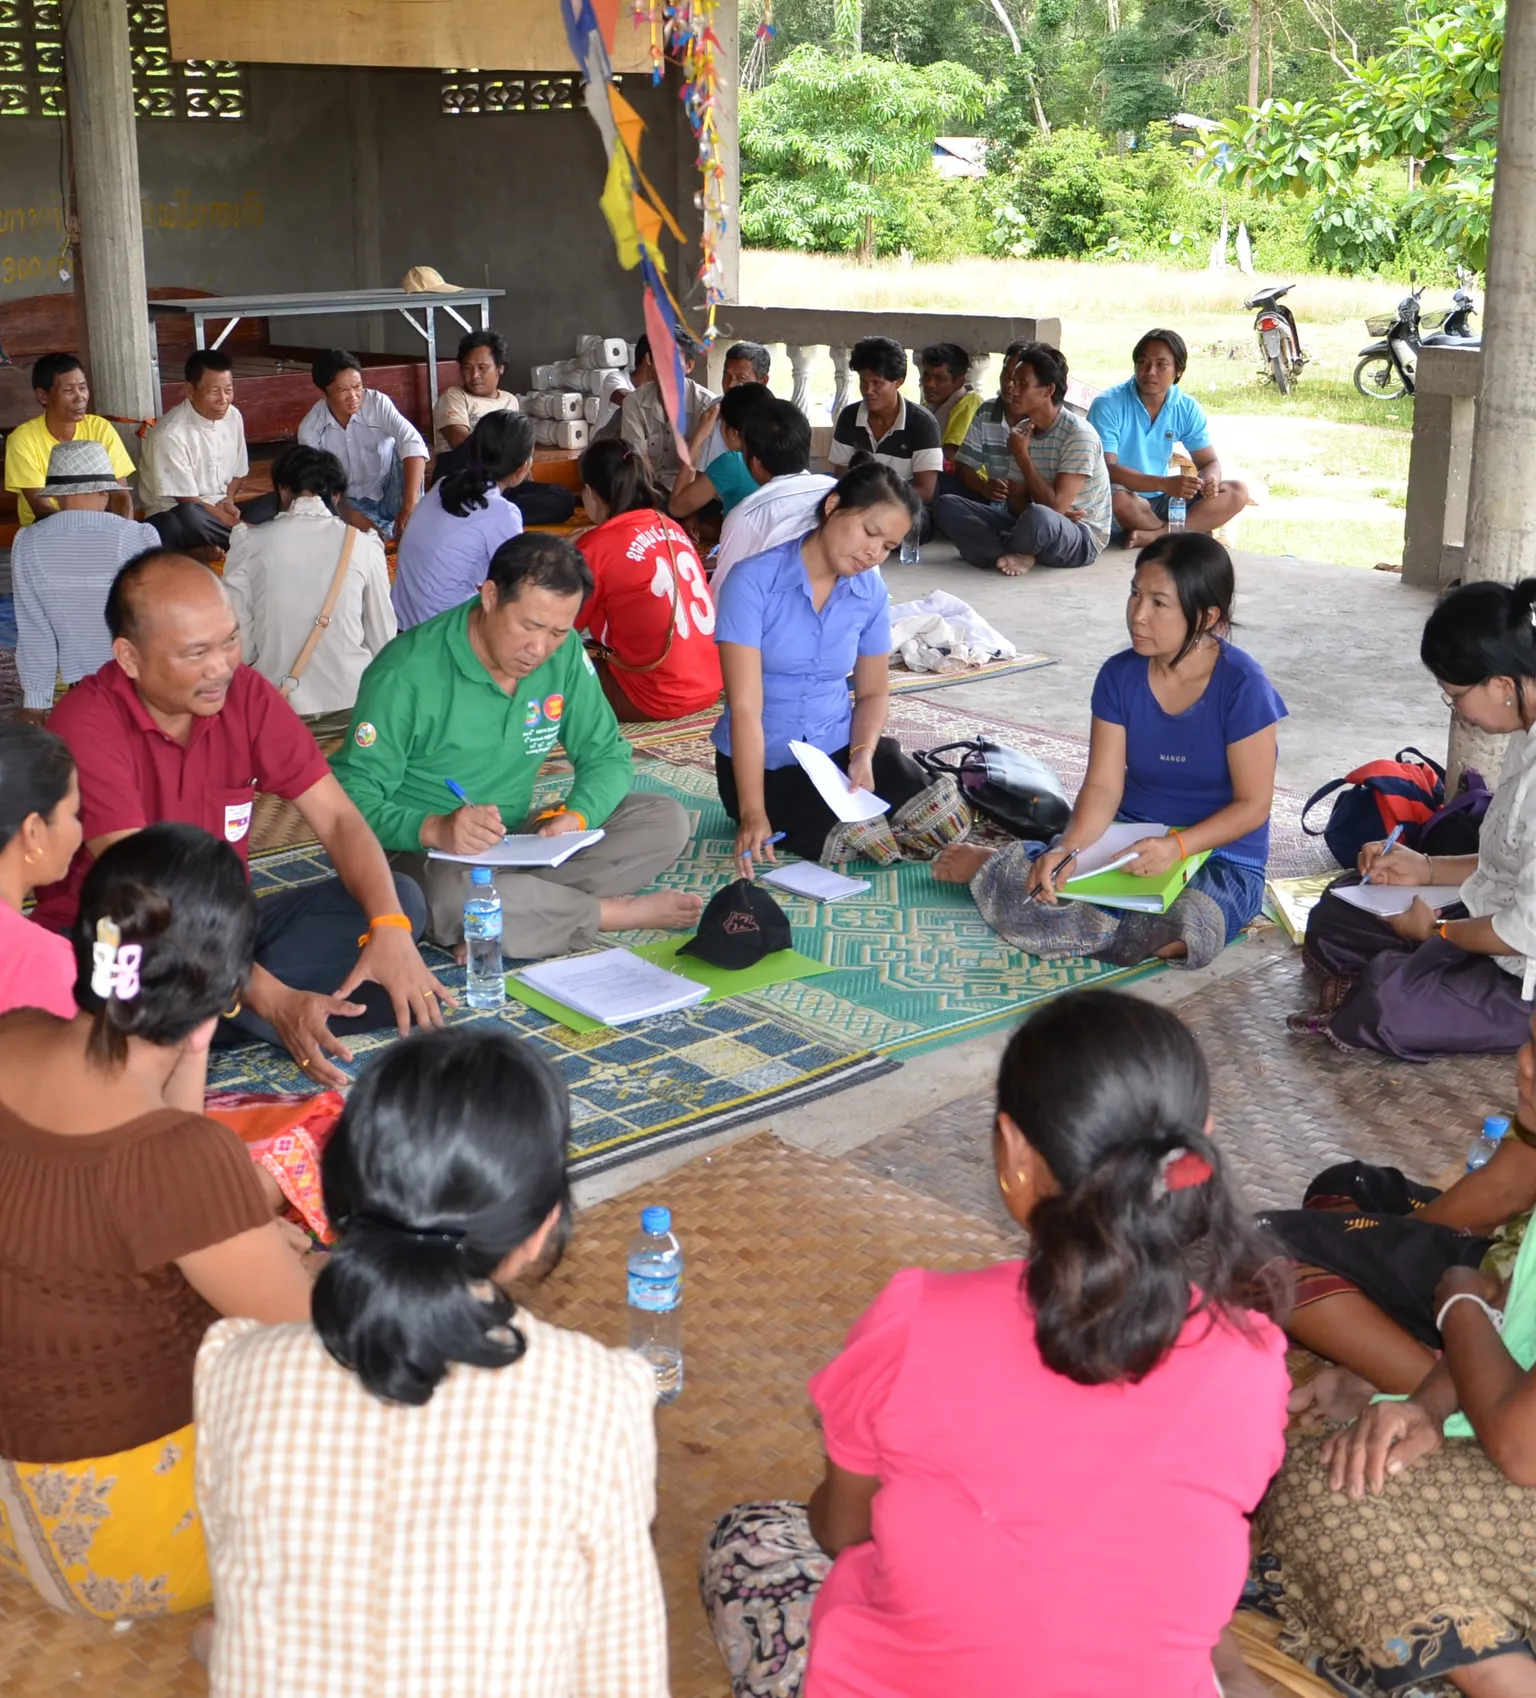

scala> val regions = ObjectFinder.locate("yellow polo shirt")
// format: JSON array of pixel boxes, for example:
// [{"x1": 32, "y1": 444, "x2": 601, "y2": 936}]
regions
[{"x1": 3, "y1": 413, "x2": 136, "y2": 524}]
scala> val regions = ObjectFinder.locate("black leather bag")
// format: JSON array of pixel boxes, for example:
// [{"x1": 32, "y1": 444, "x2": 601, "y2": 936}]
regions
[{"x1": 914, "y1": 739, "x2": 1071, "y2": 842}]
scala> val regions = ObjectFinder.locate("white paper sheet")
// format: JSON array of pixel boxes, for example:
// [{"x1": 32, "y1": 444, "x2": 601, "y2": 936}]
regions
[
  {"x1": 1334, "y1": 883, "x2": 1464, "y2": 918},
  {"x1": 787, "y1": 740, "x2": 889, "y2": 823},
  {"x1": 517, "y1": 947, "x2": 708, "y2": 1025},
  {"x1": 428, "y1": 829, "x2": 606, "y2": 869},
  {"x1": 761, "y1": 863, "x2": 872, "y2": 902},
  {"x1": 1061, "y1": 822, "x2": 1168, "y2": 883}
]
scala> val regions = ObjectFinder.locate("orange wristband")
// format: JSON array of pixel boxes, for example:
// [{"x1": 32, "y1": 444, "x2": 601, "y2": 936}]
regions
[
  {"x1": 1171, "y1": 829, "x2": 1189, "y2": 859},
  {"x1": 535, "y1": 806, "x2": 588, "y2": 830},
  {"x1": 357, "y1": 912, "x2": 413, "y2": 947}
]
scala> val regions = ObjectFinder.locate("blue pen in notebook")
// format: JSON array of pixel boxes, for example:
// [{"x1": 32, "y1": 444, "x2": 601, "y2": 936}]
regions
[
  {"x1": 1361, "y1": 822, "x2": 1405, "y2": 884},
  {"x1": 443, "y1": 778, "x2": 474, "y2": 808},
  {"x1": 742, "y1": 831, "x2": 787, "y2": 865}
]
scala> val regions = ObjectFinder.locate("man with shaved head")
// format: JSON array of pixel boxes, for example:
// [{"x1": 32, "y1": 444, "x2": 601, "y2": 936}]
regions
[{"x1": 32, "y1": 548, "x2": 451, "y2": 1085}]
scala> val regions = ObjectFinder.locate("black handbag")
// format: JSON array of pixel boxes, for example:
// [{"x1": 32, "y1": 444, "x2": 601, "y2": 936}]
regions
[{"x1": 915, "y1": 739, "x2": 1071, "y2": 842}]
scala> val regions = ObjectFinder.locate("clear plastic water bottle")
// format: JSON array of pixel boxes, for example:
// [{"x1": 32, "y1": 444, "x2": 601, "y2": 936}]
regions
[
  {"x1": 899, "y1": 530, "x2": 921, "y2": 565},
  {"x1": 1167, "y1": 496, "x2": 1187, "y2": 532},
  {"x1": 463, "y1": 866, "x2": 506, "y2": 1010},
  {"x1": 627, "y1": 1205, "x2": 683, "y2": 1404},
  {"x1": 1467, "y1": 1115, "x2": 1510, "y2": 1172}
]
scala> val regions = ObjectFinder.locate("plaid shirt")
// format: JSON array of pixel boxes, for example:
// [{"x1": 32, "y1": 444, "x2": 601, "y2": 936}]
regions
[
  {"x1": 954, "y1": 398, "x2": 1113, "y2": 549},
  {"x1": 196, "y1": 1313, "x2": 668, "y2": 1697}
]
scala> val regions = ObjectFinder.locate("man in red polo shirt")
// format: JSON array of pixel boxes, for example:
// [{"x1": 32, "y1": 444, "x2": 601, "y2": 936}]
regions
[{"x1": 33, "y1": 549, "x2": 450, "y2": 1086}]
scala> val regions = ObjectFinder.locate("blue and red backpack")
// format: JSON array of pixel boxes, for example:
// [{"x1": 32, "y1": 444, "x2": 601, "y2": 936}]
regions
[{"x1": 1301, "y1": 747, "x2": 1484, "y2": 869}]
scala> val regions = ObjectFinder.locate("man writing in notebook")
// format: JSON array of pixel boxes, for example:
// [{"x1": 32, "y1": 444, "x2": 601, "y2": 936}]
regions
[{"x1": 332, "y1": 532, "x2": 702, "y2": 958}]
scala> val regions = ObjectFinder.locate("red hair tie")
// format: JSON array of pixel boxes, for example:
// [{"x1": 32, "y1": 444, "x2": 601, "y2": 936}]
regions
[{"x1": 1155, "y1": 1148, "x2": 1213, "y2": 1198}]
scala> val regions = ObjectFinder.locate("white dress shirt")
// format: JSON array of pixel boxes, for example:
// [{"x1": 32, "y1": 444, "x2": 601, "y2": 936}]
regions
[
  {"x1": 711, "y1": 470, "x2": 836, "y2": 593},
  {"x1": 1461, "y1": 721, "x2": 1536, "y2": 977},
  {"x1": 297, "y1": 391, "x2": 429, "y2": 503},
  {"x1": 139, "y1": 399, "x2": 249, "y2": 515},
  {"x1": 222, "y1": 495, "x2": 397, "y2": 716}
]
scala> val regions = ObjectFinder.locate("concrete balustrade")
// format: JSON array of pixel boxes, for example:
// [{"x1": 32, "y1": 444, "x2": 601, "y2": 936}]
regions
[{"x1": 1403, "y1": 344, "x2": 1481, "y2": 589}]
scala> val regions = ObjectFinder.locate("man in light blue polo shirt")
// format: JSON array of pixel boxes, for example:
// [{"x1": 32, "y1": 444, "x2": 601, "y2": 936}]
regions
[{"x1": 1087, "y1": 329, "x2": 1249, "y2": 548}]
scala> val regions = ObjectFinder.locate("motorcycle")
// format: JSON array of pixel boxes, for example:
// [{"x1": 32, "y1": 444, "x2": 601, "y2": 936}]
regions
[
  {"x1": 1243, "y1": 283, "x2": 1306, "y2": 395},
  {"x1": 1353, "y1": 272, "x2": 1480, "y2": 402}
]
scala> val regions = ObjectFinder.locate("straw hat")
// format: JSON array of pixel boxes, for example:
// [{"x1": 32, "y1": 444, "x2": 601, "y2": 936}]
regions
[
  {"x1": 402, "y1": 265, "x2": 463, "y2": 294},
  {"x1": 38, "y1": 439, "x2": 128, "y2": 497}
]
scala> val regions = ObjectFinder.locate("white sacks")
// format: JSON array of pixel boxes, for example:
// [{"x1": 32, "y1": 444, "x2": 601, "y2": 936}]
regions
[
  {"x1": 577, "y1": 334, "x2": 628, "y2": 369},
  {"x1": 518, "y1": 391, "x2": 584, "y2": 420},
  {"x1": 531, "y1": 418, "x2": 589, "y2": 450}
]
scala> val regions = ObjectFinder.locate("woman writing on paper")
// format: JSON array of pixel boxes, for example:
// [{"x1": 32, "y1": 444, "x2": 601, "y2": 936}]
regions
[
  {"x1": 1290, "y1": 580, "x2": 1536, "y2": 1060},
  {"x1": 937, "y1": 534, "x2": 1286, "y2": 968},
  {"x1": 715, "y1": 461, "x2": 966, "y2": 870}
]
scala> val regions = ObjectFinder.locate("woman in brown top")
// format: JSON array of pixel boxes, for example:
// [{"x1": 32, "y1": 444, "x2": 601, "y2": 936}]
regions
[{"x1": 0, "y1": 822, "x2": 313, "y2": 1623}]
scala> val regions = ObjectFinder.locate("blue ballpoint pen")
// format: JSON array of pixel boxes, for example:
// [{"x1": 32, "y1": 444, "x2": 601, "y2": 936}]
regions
[
  {"x1": 1361, "y1": 821, "x2": 1405, "y2": 885},
  {"x1": 741, "y1": 830, "x2": 787, "y2": 867},
  {"x1": 443, "y1": 778, "x2": 474, "y2": 808}
]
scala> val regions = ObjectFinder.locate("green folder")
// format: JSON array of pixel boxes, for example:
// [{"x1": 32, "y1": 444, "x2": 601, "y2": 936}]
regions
[
  {"x1": 1059, "y1": 851, "x2": 1211, "y2": 914},
  {"x1": 504, "y1": 938, "x2": 832, "y2": 1032}
]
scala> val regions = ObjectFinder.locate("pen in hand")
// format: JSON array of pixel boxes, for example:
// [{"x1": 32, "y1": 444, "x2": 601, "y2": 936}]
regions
[
  {"x1": 741, "y1": 831, "x2": 787, "y2": 870},
  {"x1": 1025, "y1": 846, "x2": 1079, "y2": 905},
  {"x1": 443, "y1": 778, "x2": 474, "y2": 809},
  {"x1": 1362, "y1": 822, "x2": 1406, "y2": 885}
]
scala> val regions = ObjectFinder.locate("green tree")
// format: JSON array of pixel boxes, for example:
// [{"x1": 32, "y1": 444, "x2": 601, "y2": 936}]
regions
[
  {"x1": 740, "y1": 45, "x2": 989, "y2": 260},
  {"x1": 1204, "y1": 0, "x2": 1502, "y2": 269}
]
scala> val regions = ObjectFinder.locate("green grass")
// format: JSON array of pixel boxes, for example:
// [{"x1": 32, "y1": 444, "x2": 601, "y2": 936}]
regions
[
  {"x1": 1238, "y1": 515, "x2": 1405, "y2": 571},
  {"x1": 1372, "y1": 485, "x2": 1408, "y2": 508}
]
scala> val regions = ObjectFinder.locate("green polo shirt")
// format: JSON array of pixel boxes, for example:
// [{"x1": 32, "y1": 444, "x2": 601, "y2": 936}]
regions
[{"x1": 332, "y1": 600, "x2": 633, "y2": 851}]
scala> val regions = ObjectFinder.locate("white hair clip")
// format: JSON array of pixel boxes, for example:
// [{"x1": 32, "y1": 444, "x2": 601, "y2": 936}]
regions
[{"x1": 90, "y1": 917, "x2": 143, "y2": 1001}]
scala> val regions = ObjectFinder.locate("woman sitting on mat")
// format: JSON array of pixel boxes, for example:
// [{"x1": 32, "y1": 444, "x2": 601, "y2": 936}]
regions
[
  {"x1": 195, "y1": 1025, "x2": 667, "y2": 1696},
  {"x1": 1255, "y1": 1014, "x2": 1536, "y2": 1696},
  {"x1": 701, "y1": 990, "x2": 1288, "y2": 1698},
  {"x1": 574, "y1": 437, "x2": 723, "y2": 723},
  {"x1": 0, "y1": 722, "x2": 81, "y2": 1019},
  {"x1": 1291, "y1": 578, "x2": 1536, "y2": 1061},
  {"x1": 0, "y1": 823, "x2": 312, "y2": 1624},
  {"x1": 715, "y1": 459, "x2": 966, "y2": 870},
  {"x1": 935, "y1": 532, "x2": 1286, "y2": 968}
]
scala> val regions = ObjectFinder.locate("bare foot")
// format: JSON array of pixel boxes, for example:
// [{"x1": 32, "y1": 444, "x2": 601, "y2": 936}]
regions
[
  {"x1": 934, "y1": 843, "x2": 995, "y2": 884},
  {"x1": 1289, "y1": 1365, "x2": 1375, "y2": 1428},
  {"x1": 995, "y1": 553, "x2": 1036, "y2": 577},
  {"x1": 599, "y1": 890, "x2": 706, "y2": 932},
  {"x1": 190, "y1": 1615, "x2": 216, "y2": 1666},
  {"x1": 1126, "y1": 527, "x2": 1167, "y2": 549}
]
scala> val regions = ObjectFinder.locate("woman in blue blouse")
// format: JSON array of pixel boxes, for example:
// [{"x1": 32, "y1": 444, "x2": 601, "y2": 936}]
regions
[
  {"x1": 715, "y1": 462, "x2": 958, "y2": 871},
  {"x1": 937, "y1": 533, "x2": 1286, "y2": 968}
]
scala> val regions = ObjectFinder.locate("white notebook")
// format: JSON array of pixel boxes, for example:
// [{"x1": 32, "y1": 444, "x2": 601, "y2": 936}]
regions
[
  {"x1": 428, "y1": 829, "x2": 605, "y2": 869},
  {"x1": 1060, "y1": 822, "x2": 1168, "y2": 884},
  {"x1": 761, "y1": 863, "x2": 871, "y2": 902},
  {"x1": 1334, "y1": 883, "x2": 1463, "y2": 918},
  {"x1": 517, "y1": 947, "x2": 709, "y2": 1026}
]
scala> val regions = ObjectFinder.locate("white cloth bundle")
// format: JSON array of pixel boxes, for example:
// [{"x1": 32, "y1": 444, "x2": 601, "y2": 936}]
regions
[
  {"x1": 577, "y1": 335, "x2": 628, "y2": 370},
  {"x1": 530, "y1": 363, "x2": 560, "y2": 390},
  {"x1": 888, "y1": 591, "x2": 1018, "y2": 672},
  {"x1": 582, "y1": 395, "x2": 602, "y2": 424},
  {"x1": 531, "y1": 418, "x2": 589, "y2": 450},
  {"x1": 519, "y1": 391, "x2": 584, "y2": 420}
]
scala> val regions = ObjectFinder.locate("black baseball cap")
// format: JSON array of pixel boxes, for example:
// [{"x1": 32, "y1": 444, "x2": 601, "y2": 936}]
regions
[{"x1": 678, "y1": 878, "x2": 792, "y2": 970}]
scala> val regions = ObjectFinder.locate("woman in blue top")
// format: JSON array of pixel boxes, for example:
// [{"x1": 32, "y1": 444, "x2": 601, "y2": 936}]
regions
[
  {"x1": 938, "y1": 533, "x2": 1286, "y2": 968},
  {"x1": 715, "y1": 461, "x2": 964, "y2": 871}
]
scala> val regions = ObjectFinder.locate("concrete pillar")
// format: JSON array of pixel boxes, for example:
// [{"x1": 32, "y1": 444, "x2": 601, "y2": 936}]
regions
[
  {"x1": 715, "y1": 0, "x2": 741, "y2": 305},
  {"x1": 64, "y1": 0, "x2": 157, "y2": 423},
  {"x1": 1449, "y1": 0, "x2": 1536, "y2": 778}
]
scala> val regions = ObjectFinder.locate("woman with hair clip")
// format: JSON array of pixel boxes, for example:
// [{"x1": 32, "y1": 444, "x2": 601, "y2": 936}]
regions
[
  {"x1": 0, "y1": 823, "x2": 313, "y2": 1623},
  {"x1": 702, "y1": 989, "x2": 1289, "y2": 1698},
  {"x1": 574, "y1": 436, "x2": 723, "y2": 722},
  {"x1": 937, "y1": 532, "x2": 1286, "y2": 969},
  {"x1": 715, "y1": 458, "x2": 969, "y2": 870},
  {"x1": 1290, "y1": 577, "x2": 1536, "y2": 1059},
  {"x1": 0, "y1": 721, "x2": 81, "y2": 1017},
  {"x1": 223, "y1": 442, "x2": 397, "y2": 723},
  {"x1": 391, "y1": 409, "x2": 534, "y2": 630},
  {"x1": 195, "y1": 1025, "x2": 668, "y2": 1697}
]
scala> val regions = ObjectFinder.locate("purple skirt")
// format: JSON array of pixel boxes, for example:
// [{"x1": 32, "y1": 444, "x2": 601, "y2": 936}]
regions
[{"x1": 1305, "y1": 883, "x2": 1529, "y2": 1061}]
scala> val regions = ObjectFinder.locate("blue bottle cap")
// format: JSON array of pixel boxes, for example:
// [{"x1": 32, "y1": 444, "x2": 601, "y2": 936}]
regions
[
  {"x1": 1485, "y1": 1116, "x2": 1511, "y2": 1139},
  {"x1": 641, "y1": 1205, "x2": 671, "y2": 1234},
  {"x1": 471, "y1": 865, "x2": 494, "y2": 885}
]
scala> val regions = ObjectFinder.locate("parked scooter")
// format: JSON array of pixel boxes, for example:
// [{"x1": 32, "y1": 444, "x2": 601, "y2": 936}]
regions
[
  {"x1": 1353, "y1": 272, "x2": 1480, "y2": 401},
  {"x1": 1243, "y1": 283, "x2": 1306, "y2": 394}
]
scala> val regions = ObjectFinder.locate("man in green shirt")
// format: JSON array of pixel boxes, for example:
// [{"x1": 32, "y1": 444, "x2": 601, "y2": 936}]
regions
[{"x1": 333, "y1": 532, "x2": 701, "y2": 956}]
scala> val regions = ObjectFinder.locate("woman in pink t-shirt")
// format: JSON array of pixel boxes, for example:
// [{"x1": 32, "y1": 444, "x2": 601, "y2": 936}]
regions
[
  {"x1": 702, "y1": 989, "x2": 1291, "y2": 1698},
  {"x1": 0, "y1": 723, "x2": 81, "y2": 1019}
]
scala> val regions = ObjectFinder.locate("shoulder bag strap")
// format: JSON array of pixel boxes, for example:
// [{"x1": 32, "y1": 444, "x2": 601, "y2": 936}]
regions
[
  {"x1": 606, "y1": 514, "x2": 681, "y2": 675},
  {"x1": 280, "y1": 526, "x2": 357, "y2": 697}
]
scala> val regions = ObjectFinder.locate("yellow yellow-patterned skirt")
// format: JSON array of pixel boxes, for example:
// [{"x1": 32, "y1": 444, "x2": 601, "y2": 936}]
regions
[{"x1": 0, "y1": 1424, "x2": 208, "y2": 1618}]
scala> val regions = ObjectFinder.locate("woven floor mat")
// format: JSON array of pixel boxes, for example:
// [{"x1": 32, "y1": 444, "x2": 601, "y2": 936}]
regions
[{"x1": 844, "y1": 940, "x2": 1512, "y2": 1216}]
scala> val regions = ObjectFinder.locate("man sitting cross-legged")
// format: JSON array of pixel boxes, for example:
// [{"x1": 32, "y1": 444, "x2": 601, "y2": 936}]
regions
[
  {"x1": 31, "y1": 549, "x2": 450, "y2": 1088},
  {"x1": 935, "y1": 341, "x2": 1112, "y2": 576},
  {"x1": 1087, "y1": 328, "x2": 1249, "y2": 549},
  {"x1": 332, "y1": 532, "x2": 702, "y2": 957}
]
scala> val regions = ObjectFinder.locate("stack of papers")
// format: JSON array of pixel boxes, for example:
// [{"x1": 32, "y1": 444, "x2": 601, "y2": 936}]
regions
[
  {"x1": 761, "y1": 863, "x2": 871, "y2": 902},
  {"x1": 1265, "y1": 873, "x2": 1336, "y2": 945},
  {"x1": 1057, "y1": 823, "x2": 1210, "y2": 914},
  {"x1": 788, "y1": 741, "x2": 889, "y2": 823},
  {"x1": 1334, "y1": 883, "x2": 1463, "y2": 918},
  {"x1": 428, "y1": 829, "x2": 605, "y2": 868},
  {"x1": 516, "y1": 947, "x2": 708, "y2": 1026}
]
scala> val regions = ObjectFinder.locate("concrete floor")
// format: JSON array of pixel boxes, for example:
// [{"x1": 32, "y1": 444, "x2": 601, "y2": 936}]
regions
[{"x1": 576, "y1": 545, "x2": 1454, "y2": 1209}]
